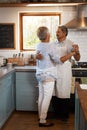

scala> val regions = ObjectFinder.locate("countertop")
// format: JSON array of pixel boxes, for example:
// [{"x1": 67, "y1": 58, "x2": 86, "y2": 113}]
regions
[
  {"x1": 0, "y1": 66, "x2": 15, "y2": 79},
  {"x1": 0, "y1": 65, "x2": 87, "y2": 79},
  {"x1": 72, "y1": 68, "x2": 87, "y2": 70},
  {"x1": 15, "y1": 66, "x2": 87, "y2": 71},
  {"x1": 0, "y1": 66, "x2": 36, "y2": 79},
  {"x1": 15, "y1": 66, "x2": 36, "y2": 72},
  {"x1": 76, "y1": 82, "x2": 87, "y2": 124}
]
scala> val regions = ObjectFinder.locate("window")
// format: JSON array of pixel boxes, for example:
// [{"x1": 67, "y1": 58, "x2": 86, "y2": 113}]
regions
[{"x1": 20, "y1": 12, "x2": 61, "y2": 51}]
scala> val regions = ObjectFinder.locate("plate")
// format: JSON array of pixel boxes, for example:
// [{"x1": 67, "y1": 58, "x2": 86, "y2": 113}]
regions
[{"x1": 80, "y1": 84, "x2": 87, "y2": 90}]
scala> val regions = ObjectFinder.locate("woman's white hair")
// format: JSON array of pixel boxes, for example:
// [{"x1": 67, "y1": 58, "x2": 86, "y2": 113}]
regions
[{"x1": 37, "y1": 26, "x2": 49, "y2": 40}]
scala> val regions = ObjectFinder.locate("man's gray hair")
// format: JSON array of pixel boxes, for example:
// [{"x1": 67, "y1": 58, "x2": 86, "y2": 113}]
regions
[{"x1": 58, "y1": 25, "x2": 68, "y2": 36}]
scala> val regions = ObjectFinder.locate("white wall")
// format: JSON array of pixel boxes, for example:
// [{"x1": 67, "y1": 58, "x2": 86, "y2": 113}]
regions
[{"x1": 0, "y1": 5, "x2": 87, "y2": 61}]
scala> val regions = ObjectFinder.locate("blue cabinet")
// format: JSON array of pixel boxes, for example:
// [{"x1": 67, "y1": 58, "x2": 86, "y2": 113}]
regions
[
  {"x1": 75, "y1": 88, "x2": 80, "y2": 130},
  {"x1": 75, "y1": 88, "x2": 87, "y2": 130},
  {"x1": 0, "y1": 71, "x2": 15, "y2": 128},
  {"x1": 16, "y1": 72, "x2": 38, "y2": 111}
]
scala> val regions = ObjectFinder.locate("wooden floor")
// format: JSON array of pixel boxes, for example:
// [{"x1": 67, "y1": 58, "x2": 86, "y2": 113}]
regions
[{"x1": 1, "y1": 111, "x2": 75, "y2": 130}]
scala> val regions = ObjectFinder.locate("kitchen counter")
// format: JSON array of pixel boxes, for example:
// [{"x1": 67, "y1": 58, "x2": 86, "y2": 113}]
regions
[
  {"x1": 0, "y1": 66, "x2": 36, "y2": 79},
  {"x1": 15, "y1": 66, "x2": 36, "y2": 72},
  {"x1": 0, "y1": 66, "x2": 15, "y2": 79},
  {"x1": 15, "y1": 66, "x2": 87, "y2": 71},
  {"x1": 72, "y1": 68, "x2": 87, "y2": 70},
  {"x1": 0, "y1": 65, "x2": 87, "y2": 79},
  {"x1": 76, "y1": 83, "x2": 87, "y2": 124}
]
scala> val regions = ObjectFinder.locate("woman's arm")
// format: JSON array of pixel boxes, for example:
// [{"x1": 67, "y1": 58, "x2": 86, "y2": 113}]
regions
[{"x1": 72, "y1": 44, "x2": 80, "y2": 61}]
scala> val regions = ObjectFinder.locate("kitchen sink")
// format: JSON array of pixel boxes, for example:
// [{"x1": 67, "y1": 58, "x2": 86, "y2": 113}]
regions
[{"x1": 80, "y1": 84, "x2": 87, "y2": 90}]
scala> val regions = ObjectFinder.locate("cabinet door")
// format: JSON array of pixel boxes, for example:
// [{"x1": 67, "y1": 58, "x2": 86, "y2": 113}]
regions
[
  {"x1": 16, "y1": 72, "x2": 38, "y2": 111},
  {"x1": 79, "y1": 106, "x2": 86, "y2": 130},
  {"x1": 0, "y1": 81, "x2": 6, "y2": 128},
  {"x1": 0, "y1": 71, "x2": 15, "y2": 128},
  {"x1": 75, "y1": 88, "x2": 80, "y2": 130},
  {"x1": 4, "y1": 72, "x2": 15, "y2": 117}
]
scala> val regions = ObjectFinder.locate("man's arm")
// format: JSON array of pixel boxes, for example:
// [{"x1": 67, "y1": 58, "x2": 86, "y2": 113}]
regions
[
  {"x1": 60, "y1": 52, "x2": 76, "y2": 63},
  {"x1": 36, "y1": 45, "x2": 79, "y2": 64},
  {"x1": 36, "y1": 50, "x2": 76, "y2": 63}
]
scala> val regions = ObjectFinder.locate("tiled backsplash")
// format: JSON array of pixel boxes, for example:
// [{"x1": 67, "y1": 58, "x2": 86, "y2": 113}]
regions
[{"x1": 68, "y1": 30, "x2": 87, "y2": 61}]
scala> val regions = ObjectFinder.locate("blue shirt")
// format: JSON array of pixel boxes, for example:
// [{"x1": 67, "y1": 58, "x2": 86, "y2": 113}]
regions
[{"x1": 36, "y1": 42, "x2": 62, "y2": 82}]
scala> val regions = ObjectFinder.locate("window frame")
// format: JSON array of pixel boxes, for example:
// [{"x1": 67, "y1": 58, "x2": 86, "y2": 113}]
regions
[{"x1": 19, "y1": 12, "x2": 61, "y2": 51}]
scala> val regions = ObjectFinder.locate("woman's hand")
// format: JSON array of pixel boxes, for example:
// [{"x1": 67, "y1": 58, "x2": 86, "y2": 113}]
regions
[
  {"x1": 72, "y1": 44, "x2": 79, "y2": 54},
  {"x1": 36, "y1": 52, "x2": 43, "y2": 60},
  {"x1": 72, "y1": 44, "x2": 80, "y2": 61}
]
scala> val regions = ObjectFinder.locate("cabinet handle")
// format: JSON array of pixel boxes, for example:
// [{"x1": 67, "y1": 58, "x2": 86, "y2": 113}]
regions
[
  {"x1": 36, "y1": 100, "x2": 38, "y2": 104},
  {"x1": 35, "y1": 85, "x2": 38, "y2": 88}
]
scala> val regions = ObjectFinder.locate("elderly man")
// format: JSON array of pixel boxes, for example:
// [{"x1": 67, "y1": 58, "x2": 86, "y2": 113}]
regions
[{"x1": 51, "y1": 25, "x2": 80, "y2": 121}]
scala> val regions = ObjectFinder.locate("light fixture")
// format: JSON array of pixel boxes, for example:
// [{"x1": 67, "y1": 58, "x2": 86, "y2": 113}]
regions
[{"x1": 27, "y1": 3, "x2": 81, "y2": 7}]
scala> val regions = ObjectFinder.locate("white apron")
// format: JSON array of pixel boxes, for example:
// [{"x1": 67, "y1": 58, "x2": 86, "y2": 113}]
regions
[
  {"x1": 55, "y1": 61, "x2": 72, "y2": 98},
  {"x1": 53, "y1": 42, "x2": 72, "y2": 98}
]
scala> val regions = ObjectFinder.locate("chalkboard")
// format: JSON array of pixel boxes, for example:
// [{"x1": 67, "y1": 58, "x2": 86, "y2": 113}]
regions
[{"x1": 0, "y1": 23, "x2": 15, "y2": 49}]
